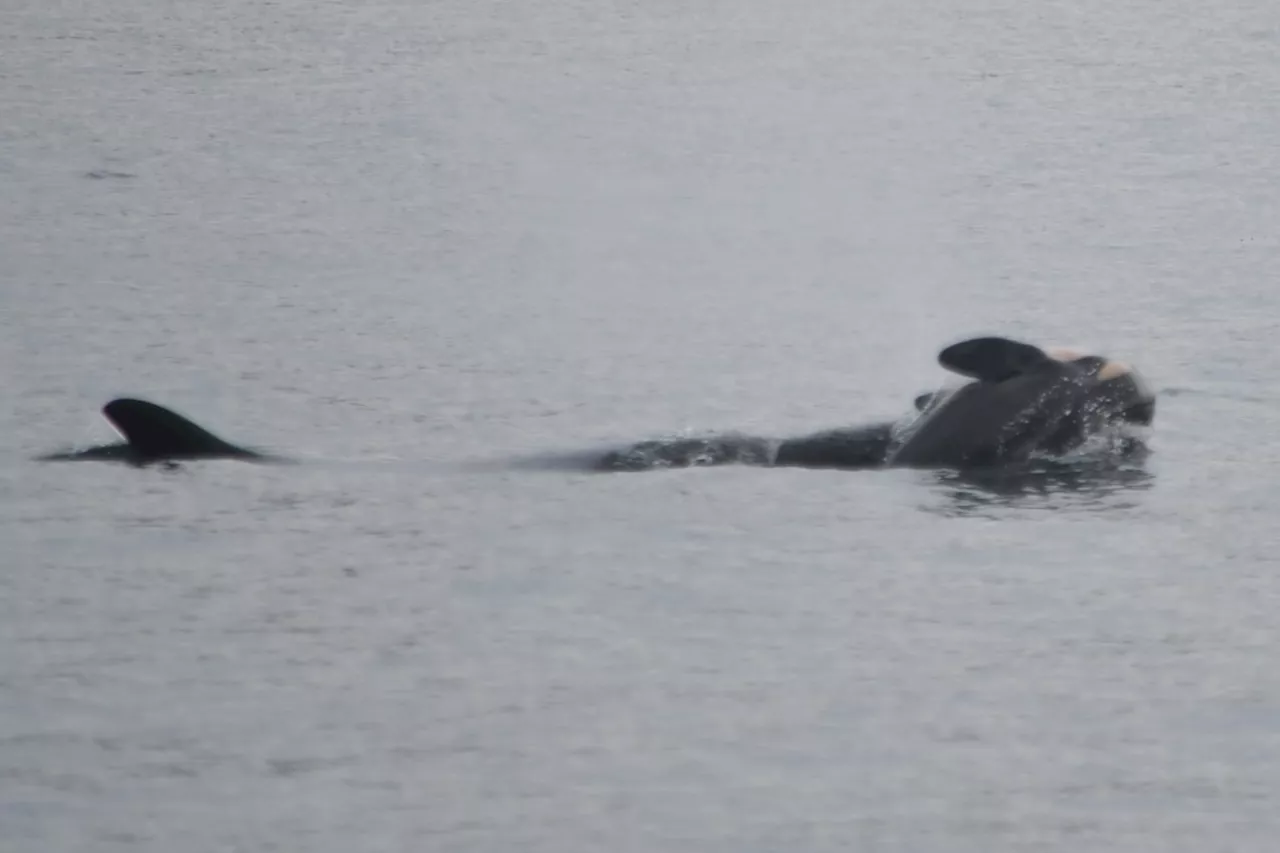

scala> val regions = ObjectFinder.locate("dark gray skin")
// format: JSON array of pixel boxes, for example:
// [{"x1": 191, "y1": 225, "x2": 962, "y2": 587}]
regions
[
  {"x1": 37, "y1": 398, "x2": 277, "y2": 468},
  {"x1": 889, "y1": 337, "x2": 1153, "y2": 469},
  {"x1": 597, "y1": 336, "x2": 1155, "y2": 473},
  {"x1": 599, "y1": 422, "x2": 897, "y2": 472}
]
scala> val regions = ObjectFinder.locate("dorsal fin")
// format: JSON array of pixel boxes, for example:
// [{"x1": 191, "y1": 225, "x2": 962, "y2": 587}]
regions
[
  {"x1": 102, "y1": 398, "x2": 255, "y2": 460},
  {"x1": 938, "y1": 337, "x2": 1053, "y2": 382}
]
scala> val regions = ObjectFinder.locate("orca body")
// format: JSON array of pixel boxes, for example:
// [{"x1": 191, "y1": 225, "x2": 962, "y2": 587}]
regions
[
  {"x1": 596, "y1": 422, "x2": 899, "y2": 472},
  {"x1": 888, "y1": 337, "x2": 1153, "y2": 469},
  {"x1": 597, "y1": 336, "x2": 1156, "y2": 473},
  {"x1": 38, "y1": 398, "x2": 272, "y2": 467},
  {"x1": 772, "y1": 422, "x2": 899, "y2": 470}
]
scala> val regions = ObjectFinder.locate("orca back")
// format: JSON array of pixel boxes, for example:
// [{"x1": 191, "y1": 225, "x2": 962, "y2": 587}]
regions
[{"x1": 888, "y1": 363, "x2": 1090, "y2": 469}]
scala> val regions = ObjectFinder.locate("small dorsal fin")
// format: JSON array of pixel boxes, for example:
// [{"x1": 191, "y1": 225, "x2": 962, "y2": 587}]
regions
[
  {"x1": 937, "y1": 336, "x2": 1052, "y2": 382},
  {"x1": 102, "y1": 398, "x2": 252, "y2": 459}
]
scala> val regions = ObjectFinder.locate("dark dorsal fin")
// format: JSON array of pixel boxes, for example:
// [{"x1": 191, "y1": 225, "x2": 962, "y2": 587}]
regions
[
  {"x1": 102, "y1": 398, "x2": 255, "y2": 460},
  {"x1": 938, "y1": 336, "x2": 1053, "y2": 383}
]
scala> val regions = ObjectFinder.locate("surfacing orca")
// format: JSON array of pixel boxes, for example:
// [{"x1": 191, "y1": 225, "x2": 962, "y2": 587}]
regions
[
  {"x1": 886, "y1": 336, "x2": 1153, "y2": 469},
  {"x1": 597, "y1": 336, "x2": 1155, "y2": 473},
  {"x1": 37, "y1": 398, "x2": 276, "y2": 467}
]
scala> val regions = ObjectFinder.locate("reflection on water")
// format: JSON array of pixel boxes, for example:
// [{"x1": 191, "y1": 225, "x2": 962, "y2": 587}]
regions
[{"x1": 924, "y1": 454, "x2": 1156, "y2": 518}]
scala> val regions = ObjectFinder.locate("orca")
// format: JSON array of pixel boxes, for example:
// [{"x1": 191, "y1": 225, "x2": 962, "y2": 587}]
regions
[
  {"x1": 37, "y1": 398, "x2": 276, "y2": 467},
  {"x1": 597, "y1": 336, "x2": 1155, "y2": 472},
  {"x1": 885, "y1": 336, "x2": 1153, "y2": 469}
]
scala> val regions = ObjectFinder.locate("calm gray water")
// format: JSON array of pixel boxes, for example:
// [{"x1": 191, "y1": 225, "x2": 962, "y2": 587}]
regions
[{"x1": 5, "y1": 1, "x2": 1280, "y2": 850}]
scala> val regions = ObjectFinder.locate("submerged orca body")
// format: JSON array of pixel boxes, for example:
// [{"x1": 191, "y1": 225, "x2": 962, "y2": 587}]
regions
[
  {"x1": 598, "y1": 336, "x2": 1156, "y2": 473},
  {"x1": 38, "y1": 398, "x2": 270, "y2": 467}
]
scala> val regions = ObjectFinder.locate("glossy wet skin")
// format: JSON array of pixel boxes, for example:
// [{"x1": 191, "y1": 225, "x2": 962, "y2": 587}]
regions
[
  {"x1": 892, "y1": 347, "x2": 1156, "y2": 469},
  {"x1": 1045, "y1": 347, "x2": 1156, "y2": 427}
]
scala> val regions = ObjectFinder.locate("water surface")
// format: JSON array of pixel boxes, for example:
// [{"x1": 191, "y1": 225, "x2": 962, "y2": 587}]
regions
[{"x1": 5, "y1": 1, "x2": 1280, "y2": 850}]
